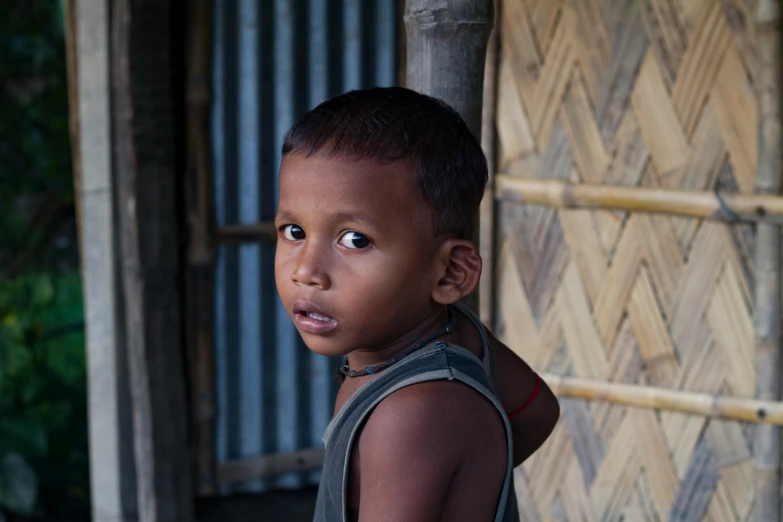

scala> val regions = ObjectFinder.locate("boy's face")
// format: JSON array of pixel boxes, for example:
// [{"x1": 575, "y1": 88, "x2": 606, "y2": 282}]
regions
[{"x1": 275, "y1": 153, "x2": 444, "y2": 358}]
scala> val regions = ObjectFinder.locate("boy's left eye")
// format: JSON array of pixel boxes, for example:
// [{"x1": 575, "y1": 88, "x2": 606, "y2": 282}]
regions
[{"x1": 338, "y1": 231, "x2": 370, "y2": 250}]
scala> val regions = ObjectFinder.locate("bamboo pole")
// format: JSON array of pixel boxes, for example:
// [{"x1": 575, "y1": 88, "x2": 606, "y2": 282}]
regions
[
  {"x1": 184, "y1": 0, "x2": 216, "y2": 496},
  {"x1": 541, "y1": 374, "x2": 783, "y2": 426},
  {"x1": 403, "y1": 0, "x2": 494, "y2": 139},
  {"x1": 753, "y1": 1, "x2": 781, "y2": 520},
  {"x1": 404, "y1": 0, "x2": 494, "y2": 313},
  {"x1": 495, "y1": 175, "x2": 783, "y2": 224},
  {"x1": 479, "y1": 0, "x2": 499, "y2": 326}
]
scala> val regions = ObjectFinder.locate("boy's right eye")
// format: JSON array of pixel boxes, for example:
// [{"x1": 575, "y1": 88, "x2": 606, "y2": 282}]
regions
[{"x1": 282, "y1": 225, "x2": 306, "y2": 241}]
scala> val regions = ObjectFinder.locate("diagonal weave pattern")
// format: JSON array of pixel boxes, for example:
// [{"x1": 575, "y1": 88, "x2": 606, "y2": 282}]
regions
[{"x1": 495, "y1": 0, "x2": 760, "y2": 520}]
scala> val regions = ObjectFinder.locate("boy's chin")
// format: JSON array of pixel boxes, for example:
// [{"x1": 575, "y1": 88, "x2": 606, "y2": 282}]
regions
[{"x1": 299, "y1": 334, "x2": 349, "y2": 358}]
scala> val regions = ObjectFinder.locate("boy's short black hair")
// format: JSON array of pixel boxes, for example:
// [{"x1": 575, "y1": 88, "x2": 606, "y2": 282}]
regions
[{"x1": 281, "y1": 87, "x2": 488, "y2": 239}]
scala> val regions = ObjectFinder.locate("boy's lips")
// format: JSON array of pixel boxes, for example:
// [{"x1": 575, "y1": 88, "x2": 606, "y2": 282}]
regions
[{"x1": 292, "y1": 299, "x2": 338, "y2": 334}]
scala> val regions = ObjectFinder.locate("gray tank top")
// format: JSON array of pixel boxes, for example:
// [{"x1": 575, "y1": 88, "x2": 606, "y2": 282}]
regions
[{"x1": 313, "y1": 303, "x2": 519, "y2": 522}]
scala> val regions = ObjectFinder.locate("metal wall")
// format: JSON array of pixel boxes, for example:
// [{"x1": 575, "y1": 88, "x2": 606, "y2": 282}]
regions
[{"x1": 211, "y1": 0, "x2": 398, "y2": 493}]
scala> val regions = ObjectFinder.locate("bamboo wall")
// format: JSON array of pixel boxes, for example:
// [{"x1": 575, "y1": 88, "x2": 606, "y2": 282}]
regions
[{"x1": 494, "y1": 1, "x2": 769, "y2": 520}]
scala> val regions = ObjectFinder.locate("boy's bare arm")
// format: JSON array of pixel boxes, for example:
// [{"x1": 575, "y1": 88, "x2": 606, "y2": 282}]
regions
[
  {"x1": 356, "y1": 381, "x2": 505, "y2": 522},
  {"x1": 487, "y1": 330, "x2": 561, "y2": 466}
]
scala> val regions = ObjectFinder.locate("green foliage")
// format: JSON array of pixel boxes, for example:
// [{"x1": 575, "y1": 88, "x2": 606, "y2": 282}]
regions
[
  {"x1": 0, "y1": 453, "x2": 38, "y2": 514},
  {"x1": 0, "y1": 272, "x2": 89, "y2": 518},
  {"x1": 1, "y1": 1, "x2": 74, "y2": 274},
  {"x1": 0, "y1": 1, "x2": 89, "y2": 519}
]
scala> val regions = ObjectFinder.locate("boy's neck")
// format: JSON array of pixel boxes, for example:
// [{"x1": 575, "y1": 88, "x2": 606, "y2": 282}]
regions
[{"x1": 344, "y1": 307, "x2": 451, "y2": 373}]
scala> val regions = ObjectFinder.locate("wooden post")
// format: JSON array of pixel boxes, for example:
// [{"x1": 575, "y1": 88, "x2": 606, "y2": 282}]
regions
[
  {"x1": 753, "y1": 1, "x2": 782, "y2": 521},
  {"x1": 404, "y1": 0, "x2": 494, "y2": 311},
  {"x1": 63, "y1": 0, "x2": 82, "y2": 254},
  {"x1": 112, "y1": 0, "x2": 194, "y2": 520},
  {"x1": 71, "y1": 1, "x2": 139, "y2": 520},
  {"x1": 185, "y1": 0, "x2": 217, "y2": 497}
]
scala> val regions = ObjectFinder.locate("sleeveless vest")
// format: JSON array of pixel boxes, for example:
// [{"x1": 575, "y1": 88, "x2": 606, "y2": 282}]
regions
[{"x1": 313, "y1": 304, "x2": 519, "y2": 522}]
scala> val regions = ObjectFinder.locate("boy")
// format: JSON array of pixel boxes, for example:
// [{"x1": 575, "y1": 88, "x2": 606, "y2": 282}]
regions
[{"x1": 275, "y1": 87, "x2": 559, "y2": 522}]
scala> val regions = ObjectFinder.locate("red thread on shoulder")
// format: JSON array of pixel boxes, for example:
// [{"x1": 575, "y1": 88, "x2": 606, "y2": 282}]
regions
[{"x1": 507, "y1": 374, "x2": 541, "y2": 420}]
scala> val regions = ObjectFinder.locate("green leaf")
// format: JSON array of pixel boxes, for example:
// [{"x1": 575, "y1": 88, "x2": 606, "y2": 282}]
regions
[
  {"x1": 17, "y1": 371, "x2": 44, "y2": 405},
  {"x1": 31, "y1": 275, "x2": 54, "y2": 308},
  {"x1": 0, "y1": 452, "x2": 38, "y2": 514},
  {"x1": 0, "y1": 417, "x2": 48, "y2": 458}
]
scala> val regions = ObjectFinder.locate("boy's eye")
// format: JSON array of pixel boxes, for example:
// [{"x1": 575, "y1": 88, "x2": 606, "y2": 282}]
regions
[
  {"x1": 338, "y1": 231, "x2": 370, "y2": 250},
  {"x1": 282, "y1": 224, "x2": 305, "y2": 241}
]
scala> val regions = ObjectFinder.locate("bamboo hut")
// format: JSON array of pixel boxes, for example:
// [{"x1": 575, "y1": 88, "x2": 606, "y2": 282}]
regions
[{"x1": 66, "y1": 0, "x2": 782, "y2": 521}]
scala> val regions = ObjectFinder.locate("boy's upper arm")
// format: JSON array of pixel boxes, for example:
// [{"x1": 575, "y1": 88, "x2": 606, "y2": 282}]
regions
[
  {"x1": 356, "y1": 382, "x2": 466, "y2": 522},
  {"x1": 486, "y1": 330, "x2": 560, "y2": 465}
]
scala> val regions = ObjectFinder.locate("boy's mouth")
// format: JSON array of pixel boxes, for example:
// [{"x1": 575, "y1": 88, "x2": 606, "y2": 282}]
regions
[
  {"x1": 303, "y1": 311, "x2": 331, "y2": 321},
  {"x1": 293, "y1": 300, "x2": 338, "y2": 334}
]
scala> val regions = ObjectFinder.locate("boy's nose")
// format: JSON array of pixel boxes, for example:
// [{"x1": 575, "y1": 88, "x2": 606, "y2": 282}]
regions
[{"x1": 291, "y1": 244, "x2": 331, "y2": 289}]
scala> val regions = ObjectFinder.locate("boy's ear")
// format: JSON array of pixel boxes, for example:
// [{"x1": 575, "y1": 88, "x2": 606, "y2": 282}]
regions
[{"x1": 431, "y1": 239, "x2": 482, "y2": 305}]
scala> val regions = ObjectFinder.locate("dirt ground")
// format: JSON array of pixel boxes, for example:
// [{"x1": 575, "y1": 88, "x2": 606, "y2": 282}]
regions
[{"x1": 195, "y1": 487, "x2": 318, "y2": 522}]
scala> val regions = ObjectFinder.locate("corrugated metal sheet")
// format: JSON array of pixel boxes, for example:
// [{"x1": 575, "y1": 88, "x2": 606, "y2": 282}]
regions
[{"x1": 211, "y1": 0, "x2": 398, "y2": 493}]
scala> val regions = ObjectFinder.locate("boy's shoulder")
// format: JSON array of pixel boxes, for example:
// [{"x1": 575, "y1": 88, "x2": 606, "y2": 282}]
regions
[
  {"x1": 351, "y1": 379, "x2": 507, "y2": 518},
  {"x1": 357, "y1": 378, "x2": 505, "y2": 473}
]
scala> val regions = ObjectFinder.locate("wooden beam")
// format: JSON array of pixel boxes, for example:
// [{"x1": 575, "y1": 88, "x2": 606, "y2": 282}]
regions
[
  {"x1": 214, "y1": 222, "x2": 278, "y2": 244},
  {"x1": 185, "y1": 0, "x2": 217, "y2": 497},
  {"x1": 753, "y1": 1, "x2": 781, "y2": 520},
  {"x1": 112, "y1": 0, "x2": 193, "y2": 519},
  {"x1": 496, "y1": 175, "x2": 783, "y2": 224},
  {"x1": 542, "y1": 374, "x2": 783, "y2": 426},
  {"x1": 216, "y1": 448, "x2": 326, "y2": 485},
  {"x1": 63, "y1": 0, "x2": 82, "y2": 257}
]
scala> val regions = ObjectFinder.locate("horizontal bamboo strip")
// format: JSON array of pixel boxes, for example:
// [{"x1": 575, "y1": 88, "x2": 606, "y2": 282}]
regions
[
  {"x1": 542, "y1": 373, "x2": 783, "y2": 425},
  {"x1": 495, "y1": 175, "x2": 783, "y2": 223},
  {"x1": 217, "y1": 447, "x2": 325, "y2": 484},
  {"x1": 214, "y1": 222, "x2": 277, "y2": 244}
]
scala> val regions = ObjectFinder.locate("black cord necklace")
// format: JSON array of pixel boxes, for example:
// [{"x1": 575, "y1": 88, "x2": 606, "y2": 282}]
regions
[{"x1": 338, "y1": 308, "x2": 453, "y2": 378}]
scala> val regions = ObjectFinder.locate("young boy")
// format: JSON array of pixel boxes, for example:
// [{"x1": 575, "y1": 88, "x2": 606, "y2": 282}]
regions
[{"x1": 275, "y1": 87, "x2": 560, "y2": 522}]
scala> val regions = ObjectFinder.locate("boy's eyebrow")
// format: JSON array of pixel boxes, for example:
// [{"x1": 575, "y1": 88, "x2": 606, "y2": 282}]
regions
[
  {"x1": 274, "y1": 208, "x2": 380, "y2": 229},
  {"x1": 275, "y1": 209, "x2": 297, "y2": 223}
]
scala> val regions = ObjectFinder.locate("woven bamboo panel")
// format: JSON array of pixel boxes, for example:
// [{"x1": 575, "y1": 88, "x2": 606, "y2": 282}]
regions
[{"x1": 495, "y1": 1, "x2": 759, "y2": 520}]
